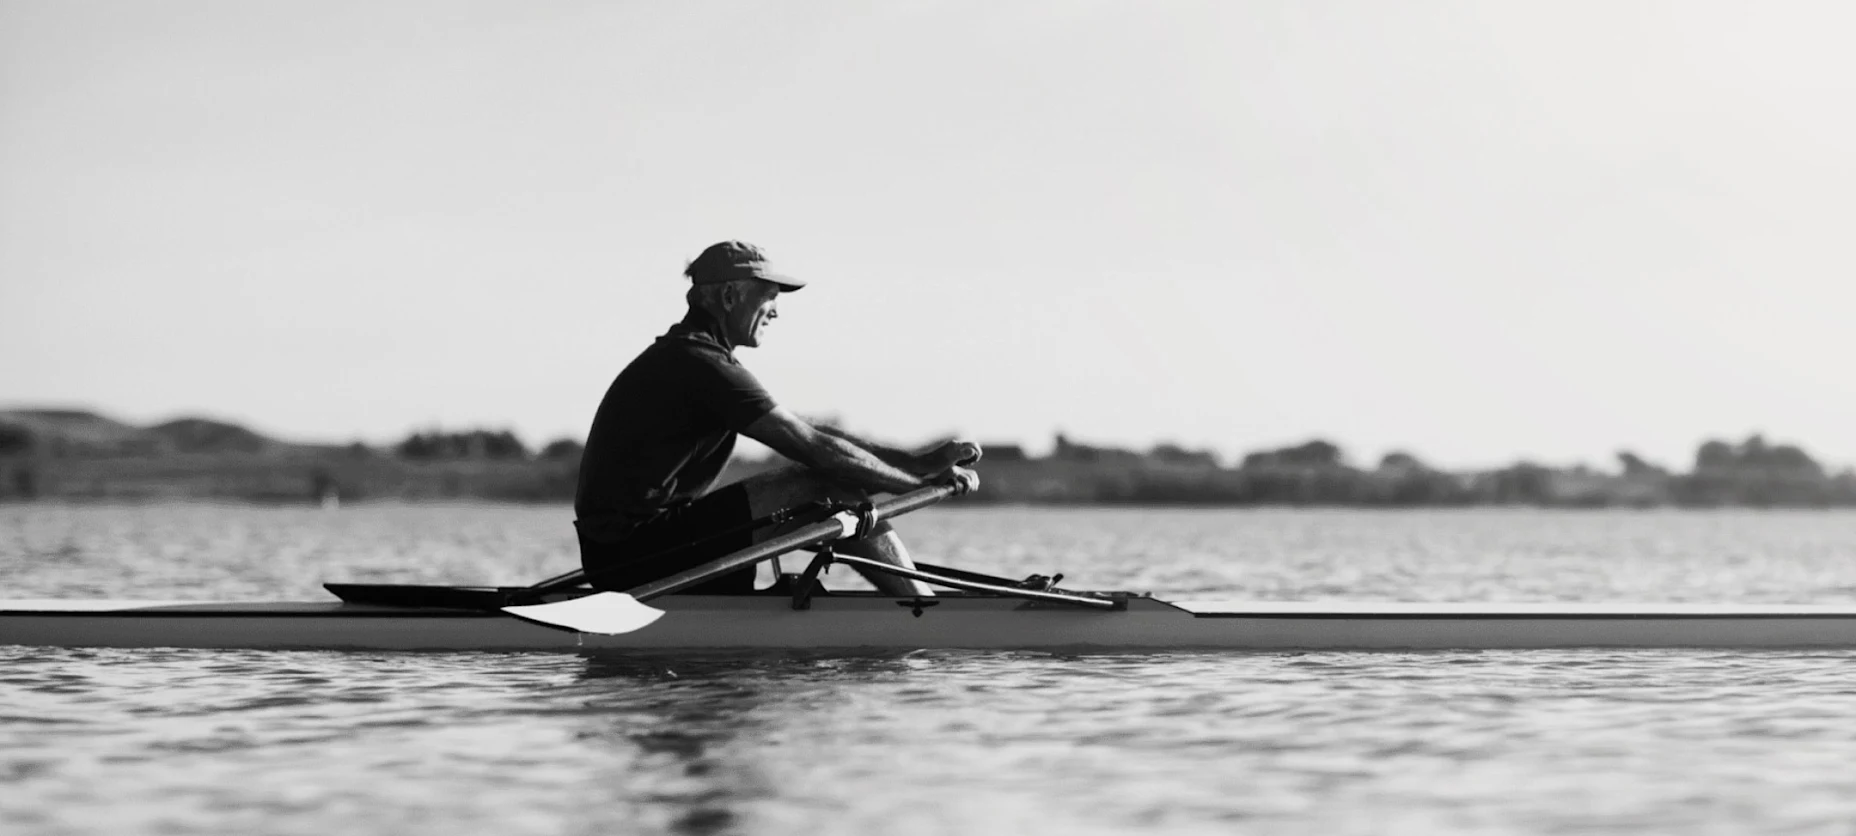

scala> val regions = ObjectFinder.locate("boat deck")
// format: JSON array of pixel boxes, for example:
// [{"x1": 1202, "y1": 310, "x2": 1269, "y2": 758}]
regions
[{"x1": 9, "y1": 595, "x2": 1856, "y2": 652}]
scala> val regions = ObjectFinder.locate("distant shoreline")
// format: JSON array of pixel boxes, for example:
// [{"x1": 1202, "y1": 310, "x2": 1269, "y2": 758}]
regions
[
  {"x1": 11, "y1": 496, "x2": 1856, "y2": 513},
  {"x1": 3, "y1": 409, "x2": 1852, "y2": 508}
]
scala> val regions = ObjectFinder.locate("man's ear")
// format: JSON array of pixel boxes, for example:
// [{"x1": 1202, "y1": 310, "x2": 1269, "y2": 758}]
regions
[{"x1": 717, "y1": 283, "x2": 739, "y2": 310}]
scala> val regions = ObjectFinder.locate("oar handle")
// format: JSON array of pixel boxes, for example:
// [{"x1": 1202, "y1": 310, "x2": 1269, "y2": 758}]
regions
[{"x1": 622, "y1": 483, "x2": 959, "y2": 602}]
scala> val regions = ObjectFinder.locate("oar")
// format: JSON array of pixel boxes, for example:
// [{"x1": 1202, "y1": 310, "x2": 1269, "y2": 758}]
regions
[
  {"x1": 510, "y1": 500, "x2": 843, "y2": 603},
  {"x1": 502, "y1": 483, "x2": 959, "y2": 634}
]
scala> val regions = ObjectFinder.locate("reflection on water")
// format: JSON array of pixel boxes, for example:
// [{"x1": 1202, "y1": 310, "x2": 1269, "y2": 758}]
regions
[
  {"x1": 6, "y1": 504, "x2": 1856, "y2": 834},
  {"x1": 581, "y1": 656, "x2": 761, "y2": 836},
  {"x1": 572, "y1": 653, "x2": 922, "y2": 836}
]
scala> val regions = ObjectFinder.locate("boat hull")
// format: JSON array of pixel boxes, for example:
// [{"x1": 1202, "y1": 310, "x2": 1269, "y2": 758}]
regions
[{"x1": 9, "y1": 597, "x2": 1856, "y2": 651}]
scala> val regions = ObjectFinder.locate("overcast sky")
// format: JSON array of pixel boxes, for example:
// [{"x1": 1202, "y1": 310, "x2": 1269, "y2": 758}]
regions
[{"x1": 3, "y1": 0, "x2": 1853, "y2": 469}]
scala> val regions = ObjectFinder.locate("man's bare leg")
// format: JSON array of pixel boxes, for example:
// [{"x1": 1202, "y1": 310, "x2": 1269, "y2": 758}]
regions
[{"x1": 734, "y1": 467, "x2": 935, "y2": 597}]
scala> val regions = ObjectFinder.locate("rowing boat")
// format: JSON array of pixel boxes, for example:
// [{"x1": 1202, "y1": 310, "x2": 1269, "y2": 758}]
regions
[
  {"x1": 9, "y1": 485, "x2": 1855, "y2": 652},
  {"x1": 9, "y1": 595, "x2": 1856, "y2": 651}
]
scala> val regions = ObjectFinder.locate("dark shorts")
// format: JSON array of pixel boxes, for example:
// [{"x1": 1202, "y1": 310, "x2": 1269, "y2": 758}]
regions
[{"x1": 576, "y1": 484, "x2": 759, "y2": 595}]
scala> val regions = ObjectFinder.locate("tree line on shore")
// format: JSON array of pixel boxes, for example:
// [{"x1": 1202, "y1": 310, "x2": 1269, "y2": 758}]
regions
[
  {"x1": 965, "y1": 434, "x2": 1856, "y2": 508},
  {"x1": 0, "y1": 410, "x2": 1851, "y2": 507}
]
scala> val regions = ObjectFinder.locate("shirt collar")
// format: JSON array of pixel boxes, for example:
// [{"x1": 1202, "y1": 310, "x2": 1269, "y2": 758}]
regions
[{"x1": 665, "y1": 307, "x2": 736, "y2": 356}]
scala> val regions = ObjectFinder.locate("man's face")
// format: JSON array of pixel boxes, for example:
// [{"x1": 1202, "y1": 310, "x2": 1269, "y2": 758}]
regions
[{"x1": 723, "y1": 280, "x2": 781, "y2": 348}]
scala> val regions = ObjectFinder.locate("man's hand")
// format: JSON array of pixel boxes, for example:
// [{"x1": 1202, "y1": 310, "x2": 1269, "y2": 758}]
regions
[
  {"x1": 937, "y1": 465, "x2": 981, "y2": 496},
  {"x1": 924, "y1": 439, "x2": 983, "y2": 471}
]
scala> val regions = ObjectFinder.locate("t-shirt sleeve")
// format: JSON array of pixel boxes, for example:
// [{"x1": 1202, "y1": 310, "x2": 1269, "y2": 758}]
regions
[{"x1": 685, "y1": 352, "x2": 779, "y2": 431}]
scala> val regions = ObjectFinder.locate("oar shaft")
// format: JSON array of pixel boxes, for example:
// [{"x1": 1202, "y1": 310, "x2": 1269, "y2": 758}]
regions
[
  {"x1": 623, "y1": 484, "x2": 957, "y2": 602},
  {"x1": 527, "y1": 500, "x2": 841, "y2": 599}
]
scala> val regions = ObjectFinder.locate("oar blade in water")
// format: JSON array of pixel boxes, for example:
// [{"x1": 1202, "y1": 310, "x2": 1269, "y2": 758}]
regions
[{"x1": 503, "y1": 592, "x2": 665, "y2": 635}]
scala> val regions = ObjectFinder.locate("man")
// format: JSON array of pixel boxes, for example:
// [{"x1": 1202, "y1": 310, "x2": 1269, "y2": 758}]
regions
[{"x1": 573, "y1": 241, "x2": 981, "y2": 596}]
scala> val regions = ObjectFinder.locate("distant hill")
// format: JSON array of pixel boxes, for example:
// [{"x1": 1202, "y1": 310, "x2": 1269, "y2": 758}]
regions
[
  {"x1": 0, "y1": 408, "x2": 285, "y2": 457},
  {"x1": 0, "y1": 409, "x2": 156, "y2": 455},
  {"x1": 0, "y1": 407, "x2": 584, "y2": 503},
  {"x1": 147, "y1": 417, "x2": 275, "y2": 454}
]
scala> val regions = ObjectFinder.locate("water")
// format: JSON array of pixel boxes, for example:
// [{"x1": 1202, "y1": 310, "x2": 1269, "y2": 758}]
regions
[{"x1": 6, "y1": 504, "x2": 1856, "y2": 835}]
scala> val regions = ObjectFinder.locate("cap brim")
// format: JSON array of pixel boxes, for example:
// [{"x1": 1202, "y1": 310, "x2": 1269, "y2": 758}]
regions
[
  {"x1": 759, "y1": 271, "x2": 805, "y2": 292},
  {"x1": 694, "y1": 263, "x2": 806, "y2": 291}
]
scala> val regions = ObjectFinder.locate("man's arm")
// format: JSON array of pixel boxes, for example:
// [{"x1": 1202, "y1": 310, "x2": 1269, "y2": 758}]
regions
[
  {"x1": 744, "y1": 407, "x2": 947, "y2": 494},
  {"x1": 819, "y1": 425, "x2": 982, "y2": 476},
  {"x1": 817, "y1": 426, "x2": 928, "y2": 475}
]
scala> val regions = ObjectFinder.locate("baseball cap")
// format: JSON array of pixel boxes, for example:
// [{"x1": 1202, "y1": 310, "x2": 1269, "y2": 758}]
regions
[{"x1": 685, "y1": 241, "x2": 806, "y2": 291}]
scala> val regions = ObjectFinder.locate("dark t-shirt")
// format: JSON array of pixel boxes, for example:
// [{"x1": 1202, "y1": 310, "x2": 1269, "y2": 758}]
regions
[{"x1": 573, "y1": 309, "x2": 778, "y2": 543}]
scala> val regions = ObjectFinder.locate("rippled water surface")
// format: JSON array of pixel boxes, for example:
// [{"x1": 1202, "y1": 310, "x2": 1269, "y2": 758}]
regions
[{"x1": 6, "y1": 503, "x2": 1856, "y2": 835}]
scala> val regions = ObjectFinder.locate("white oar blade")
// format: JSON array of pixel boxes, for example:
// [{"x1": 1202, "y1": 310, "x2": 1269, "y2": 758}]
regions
[{"x1": 503, "y1": 592, "x2": 665, "y2": 635}]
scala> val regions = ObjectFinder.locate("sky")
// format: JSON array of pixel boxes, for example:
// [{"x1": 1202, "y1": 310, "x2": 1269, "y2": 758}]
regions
[{"x1": 3, "y1": 0, "x2": 1854, "y2": 471}]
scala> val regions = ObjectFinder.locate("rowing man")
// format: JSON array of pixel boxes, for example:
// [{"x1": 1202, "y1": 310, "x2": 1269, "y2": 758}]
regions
[{"x1": 573, "y1": 241, "x2": 981, "y2": 596}]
